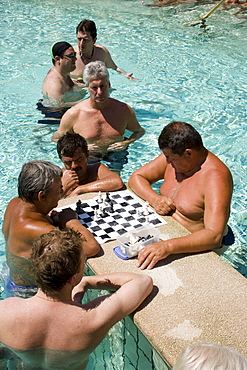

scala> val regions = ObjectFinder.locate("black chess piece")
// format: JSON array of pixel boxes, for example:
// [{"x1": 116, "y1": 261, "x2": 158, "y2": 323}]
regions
[
  {"x1": 105, "y1": 192, "x2": 111, "y2": 203},
  {"x1": 76, "y1": 200, "x2": 84, "y2": 214}
]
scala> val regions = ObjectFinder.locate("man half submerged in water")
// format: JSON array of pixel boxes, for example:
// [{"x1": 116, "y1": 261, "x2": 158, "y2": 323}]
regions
[
  {"x1": 0, "y1": 228, "x2": 153, "y2": 369},
  {"x1": 37, "y1": 41, "x2": 87, "y2": 124}
]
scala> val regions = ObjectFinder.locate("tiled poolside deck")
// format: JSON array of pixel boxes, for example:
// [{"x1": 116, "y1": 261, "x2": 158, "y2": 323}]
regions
[{"x1": 58, "y1": 190, "x2": 247, "y2": 368}]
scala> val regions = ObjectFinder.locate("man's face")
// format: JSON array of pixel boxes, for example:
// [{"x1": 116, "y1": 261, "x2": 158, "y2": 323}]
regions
[
  {"x1": 77, "y1": 31, "x2": 95, "y2": 54},
  {"x1": 87, "y1": 77, "x2": 110, "y2": 104},
  {"x1": 45, "y1": 177, "x2": 64, "y2": 210},
  {"x1": 162, "y1": 148, "x2": 191, "y2": 174},
  {"x1": 61, "y1": 148, "x2": 88, "y2": 180},
  {"x1": 61, "y1": 46, "x2": 77, "y2": 72}
]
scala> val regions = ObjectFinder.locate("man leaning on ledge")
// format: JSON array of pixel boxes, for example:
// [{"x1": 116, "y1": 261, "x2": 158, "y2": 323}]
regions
[{"x1": 128, "y1": 121, "x2": 233, "y2": 270}]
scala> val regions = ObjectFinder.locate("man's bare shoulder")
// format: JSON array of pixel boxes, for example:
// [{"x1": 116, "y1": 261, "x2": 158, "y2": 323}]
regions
[
  {"x1": 206, "y1": 151, "x2": 232, "y2": 176},
  {"x1": 61, "y1": 99, "x2": 89, "y2": 118},
  {"x1": 94, "y1": 43, "x2": 109, "y2": 57}
]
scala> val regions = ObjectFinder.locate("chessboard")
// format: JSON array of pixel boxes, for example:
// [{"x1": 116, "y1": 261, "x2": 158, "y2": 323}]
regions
[{"x1": 57, "y1": 190, "x2": 167, "y2": 244}]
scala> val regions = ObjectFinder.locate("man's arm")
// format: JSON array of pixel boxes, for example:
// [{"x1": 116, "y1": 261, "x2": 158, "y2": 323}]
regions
[
  {"x1": 55, "y1": 208, "x2": 100, "y2": 257},
  {"x1": 108, "y1": 106, "x2": 145, "y2": 151},
  {"x1": 65, "y1": 164, "x2": 124, "y2": 197},
  {"x1": 52, "y1": 108, "x2": 76, "y2": 142},
  {"x1": 128, "y1": 154, "x2": 175, "y2": 215},
  {"x1": 102, "y1": 45, "x2": 137, "y2": 81},
  {"x1": 137, "y1": 166, "x2": 233, "y2": 269},
  {"x1": 73, "y1": 272, "x2": 153, "y2": 333}
]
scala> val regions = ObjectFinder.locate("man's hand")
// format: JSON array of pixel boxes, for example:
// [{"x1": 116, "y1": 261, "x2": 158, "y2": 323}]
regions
[
  {"x1": 151, "y1": 195, "x2": 176, "y2": 215},
  {"x1": 62, "y1": 170, "x2": 79, "y2": 195},
  {"x1": 137, "y1": 241, "x2": 170, "y2": 270},
  {"x1": 126, "y1": 73, "x2": 138, "y2": 81},
  {"x1": 72, "y1": 278, "x2": 89, "y2": 303},
  {"x1": 107, "y1": 141, "x2": 129, "y2": 151},
  {"x1": 57, "y1": 208, "x2": 78, "y2": 228}
]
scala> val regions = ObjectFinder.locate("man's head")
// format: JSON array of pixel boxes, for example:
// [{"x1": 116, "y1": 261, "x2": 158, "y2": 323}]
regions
[
  {"x1": 173, "y1": 343, "x2": 247, "y2": 370},
  {"x1": 158, "y1": 122, "x2": 204, "y2": 174},
  {"x1": 50, "y1": 41, "x2": 76, "y2": 69},
  {"x1": 76, "y1": 20, "x2": 97, "y2": 56},
  {"x1": 18, "y1": 160, "x2": 63, "y2": 204},
  {"x1": 32, "y1": 228, "x2": 85, "y2": 296},
  {"x1": 83, "y1": 61, "x2": 110, "y2": 104},
  {"x1": 57, "y1": 133, "x2": 89, "y2": 178},
  {"x1": 76, "y1": 20, "x2": 97, "y2": 40},
  {"x1": 158, "y1": 121, "x2": 203, "y2": 155}
]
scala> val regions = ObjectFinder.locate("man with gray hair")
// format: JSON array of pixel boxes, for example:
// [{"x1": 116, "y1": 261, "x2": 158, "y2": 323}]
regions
[
  {"x1": 52, "y1": 61, "x2": 145, "y2": 173},
  {"x1": 2, "y1": 160, "x2": 99, "y2": 298}
]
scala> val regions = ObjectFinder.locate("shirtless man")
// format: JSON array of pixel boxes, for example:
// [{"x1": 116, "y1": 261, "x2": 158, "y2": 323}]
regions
[
  {"x1": 42, "y1": 41, "x2": 86, "y2": 107},
  {"x1": 2, "y1": 160, "x2": 99, "y2": 297},
  {"x1": 57, "y1": 132, "x2": 124, "y2": 197},
  {"x1": 128, "y1": 121, "x2": 233, "y2": 270},
  {"x1": 52, "y1": 61, "x2": 145, "y2": 159},
  {"x1": 71, "y1": 19, "x2": 137, "y2": 81},
  {"x1": 0, "y1": 228, "x2": 153, "y2": 369}
]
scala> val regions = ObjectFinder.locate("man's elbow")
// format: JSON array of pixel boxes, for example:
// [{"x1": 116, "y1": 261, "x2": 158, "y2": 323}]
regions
[
  {"x1": 86, "y1": 241, "x2": 100, "y2": 257},
  {"x1": 52, "y1": 132, "x2": 60, "y2": 142},
  {"x1": 114, "y1": 177, "x2": 124, "y2": 191}
]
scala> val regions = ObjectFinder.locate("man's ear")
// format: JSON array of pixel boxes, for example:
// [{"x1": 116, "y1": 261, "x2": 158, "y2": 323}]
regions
[
  {"x1": 37, "y1": 191, "x2": 46, "y2": 202},
  {"x1": 93, "y1": 37, "x2": 97, "y2": 44},
  {"x1": 185, "y1": 149, "x2": 193, "y2": 157}
]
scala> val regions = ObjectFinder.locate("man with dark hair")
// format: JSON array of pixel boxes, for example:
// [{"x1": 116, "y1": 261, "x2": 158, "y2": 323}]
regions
[
  {"x1": 2, "y1": 160, "x2": 99, "y2": 297},
  {"x1": 57, "y1": 132, "x2": 124, "y2": 197},
  {"x1": 0, "y1": 228, "x2": 153, "y2": 369},
  {"x1": 128, "y1": 121, "x2": 233, "y2": 269},
  {"x1": 71, "y1": 19, "x2": 137, "y2": 81},
  {"x1": 41, "y1": 41, "x2": 86, "y2": 107}
]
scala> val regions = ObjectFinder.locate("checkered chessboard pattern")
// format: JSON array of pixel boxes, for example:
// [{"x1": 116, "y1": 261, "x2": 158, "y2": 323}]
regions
[{"x1": 57, "y1": 190, "x2": 166, "y2": 244}]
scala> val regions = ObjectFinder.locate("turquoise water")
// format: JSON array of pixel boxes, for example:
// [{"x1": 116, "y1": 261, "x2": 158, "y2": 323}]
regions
[
  {"x1": 0, "y1": 0, "x2": 246, "y2": 368},
  {"x1": 1, "y1": 0, "x2": 246, "y2": 276}
]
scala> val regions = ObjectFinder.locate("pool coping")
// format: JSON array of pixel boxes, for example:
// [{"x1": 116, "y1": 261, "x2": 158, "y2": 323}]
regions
[{"x1": 58, "y1": 190, "x2": 247, "y2": 367}]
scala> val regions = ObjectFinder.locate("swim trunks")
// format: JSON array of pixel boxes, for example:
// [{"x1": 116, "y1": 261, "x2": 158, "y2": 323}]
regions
[
  {"x1": 36, "y1": 100, "x2": 69, "y2": 124},
  {"x1": 1, "y1": 262, "x2": 37, "y2": 299},
  {"x1": 221, "y1": 225, "x2": 235, "y2": 247}
]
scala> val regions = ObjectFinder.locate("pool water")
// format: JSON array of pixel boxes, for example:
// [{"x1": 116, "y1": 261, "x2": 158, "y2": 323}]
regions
[
  {"x1": 1, "y1": 0, "x2": 246, "y2": 275},
  {"x1": 0, "y1": 0, "x2": 246, "y2": 367}
]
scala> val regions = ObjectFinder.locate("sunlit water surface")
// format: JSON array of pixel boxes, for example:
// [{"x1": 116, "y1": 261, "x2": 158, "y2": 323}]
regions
[{"x1": 0, "y1": 0, "x2": 246, "y2": 282}]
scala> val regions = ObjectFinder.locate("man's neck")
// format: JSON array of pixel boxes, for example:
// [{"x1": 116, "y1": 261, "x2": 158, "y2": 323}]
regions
[
  {"x1": 53, "y1": 65, "x2": 69, "y2": 80},
  {"x1": 35, "y1": 288, "x2": 72, "y2": 303},
  {"x1": 89, "y1": 96, "x2": 111, "y2": 110},
  {"x1": 178, "y1": 148, "x2": 208, "y2": 179},
  {"x1": 80, "y1": 45, "x2": 94, "y2": 63}
]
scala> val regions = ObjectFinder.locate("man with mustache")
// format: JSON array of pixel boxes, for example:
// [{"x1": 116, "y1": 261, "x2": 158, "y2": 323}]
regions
[{"x1": 57, "y1": 132, "x2": 124, "y2": 197}]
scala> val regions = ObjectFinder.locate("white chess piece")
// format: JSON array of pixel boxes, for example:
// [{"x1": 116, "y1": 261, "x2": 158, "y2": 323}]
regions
[
  {"x1": 143, "y1": 202, "x2": 150, "y2": 216},
  {"x1": 98, "y1": 191, "x2": 103, "y2": 203},
  {"x1": 94, "y1": 209, "x2": 98, "y2": 221}
]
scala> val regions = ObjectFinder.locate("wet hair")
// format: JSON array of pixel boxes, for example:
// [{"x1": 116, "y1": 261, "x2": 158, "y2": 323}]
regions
[
  {"x1": 173, "y1": 343, "x2": 247, "y2": 370},
  {"x1": 50, "y1": 41, "x2": 72, "y2": 65},
  {"x1": 32, "y1": 228, "x2": 84, "y2": 295},
  {"x1": 83, "y1": 60, "x2": 109, "y2": 86},
  {"x1": 18, "y1": 160, "x2": 62, "y2": 204},
  {"x1": 76, "y1": 19, "x2": 97, "y2": 40},
  {"x1": 158, "y1": 121, "x2": 203, "y2": 156},
  {"x1": 57, "y1": 132, "x2": 88, "y2": 159}
]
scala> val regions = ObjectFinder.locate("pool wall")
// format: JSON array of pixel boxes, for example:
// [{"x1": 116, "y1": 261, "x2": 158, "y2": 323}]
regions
[{"x1": 59, "y1": 192, "x2": 247, "y2": 368}]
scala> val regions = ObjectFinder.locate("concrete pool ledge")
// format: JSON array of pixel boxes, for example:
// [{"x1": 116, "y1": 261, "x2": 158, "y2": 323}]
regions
[{"x1": 58, "y1": 192, "x2": 247, "y2": 368}]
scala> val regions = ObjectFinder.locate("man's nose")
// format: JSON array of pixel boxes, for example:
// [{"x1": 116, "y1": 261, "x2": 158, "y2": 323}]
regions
[{"x1": 71, "y1": 161, "x2": 77, "y2": 169}]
